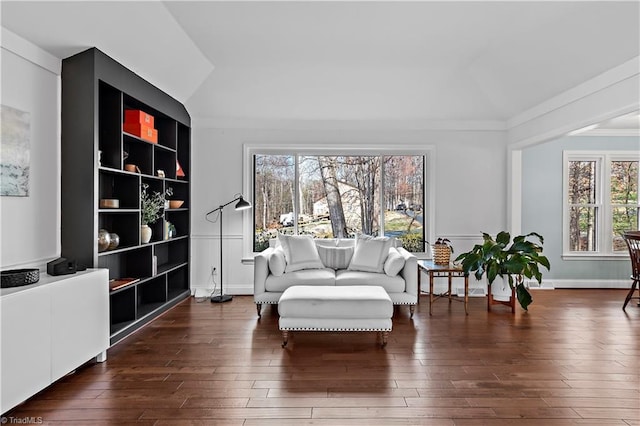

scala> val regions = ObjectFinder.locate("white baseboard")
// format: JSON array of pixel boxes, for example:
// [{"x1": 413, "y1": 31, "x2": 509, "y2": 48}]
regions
[
  {"x1": 192, "y1": 280, "x2": 629, "y2": 299},
  {"x1": 551, "y1": 279, "x2": 630, "y2": 289},
  {"x1": 191, "y1": 285, "x2": 254, "y2": 298}
]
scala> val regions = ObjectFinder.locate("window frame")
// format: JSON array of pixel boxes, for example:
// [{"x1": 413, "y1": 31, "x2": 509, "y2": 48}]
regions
[
  {"x1": 562, "y1": 150, "x2": 639, "y2": 259},
  {"x1": 242, "y1": 144, "x2": 435, "y2": 260}
]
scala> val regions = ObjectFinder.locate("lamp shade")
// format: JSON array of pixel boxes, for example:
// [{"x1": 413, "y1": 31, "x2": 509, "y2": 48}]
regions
[{"x1": 235, "y1": 197, "x2": 252, "y2": 211}]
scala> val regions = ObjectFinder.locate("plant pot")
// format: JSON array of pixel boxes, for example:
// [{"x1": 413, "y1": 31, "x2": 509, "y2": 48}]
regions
[
  {"x1": 487, "y1": 275, "x2": 518, "y2": 313},
  {"x1": 141, "y1": 225, "x2": 152, "y2": 244},
  {"x1": 489, "y1": 276, "x2": 513, "y2": 301},
  {"x1": 431, "y1": 244, "x2": 451, "y2": 265}
]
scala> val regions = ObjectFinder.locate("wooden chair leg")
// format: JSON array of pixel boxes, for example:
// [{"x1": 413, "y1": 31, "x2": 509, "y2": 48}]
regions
[
  {"x1": 622, "y1": 280, "x2": 639, "y2": 311},
  {"x1": 256, "y1": 304, "x2": 262, "y2": 317}
]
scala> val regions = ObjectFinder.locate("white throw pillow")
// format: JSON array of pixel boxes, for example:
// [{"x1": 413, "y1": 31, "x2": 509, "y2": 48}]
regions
[
  {"x1": 384, "y1": 247, "x2": 405, "y2": 276},
  {"x1": 348, "y1": 235, "x2": 392, "y2": 273},
  {"x1": 278, "y1": 234, "x2": 325, "y2": 273},
  {"x1": 268, "y1": 246, "x2": 286, "y2": 276},
  {"x1": 317, "y1": 245, "x2": 354, "y2": 270}
]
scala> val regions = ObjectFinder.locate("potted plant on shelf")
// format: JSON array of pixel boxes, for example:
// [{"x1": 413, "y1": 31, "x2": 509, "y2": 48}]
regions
[
  {"x1": 140, "y1": 184, "x2": 172, "y2": 243},
  {"x1": 430, "y1": 238, "x2": 454, "y2": 265},
  {"x1": 454, "y1": 231, "x2": 550, "y2": 311}
]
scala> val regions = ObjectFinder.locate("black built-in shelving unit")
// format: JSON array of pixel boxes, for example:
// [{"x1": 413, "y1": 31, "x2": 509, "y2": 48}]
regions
[{"x1": 61, "y1": 48, "x2": 191, "y2": 345}]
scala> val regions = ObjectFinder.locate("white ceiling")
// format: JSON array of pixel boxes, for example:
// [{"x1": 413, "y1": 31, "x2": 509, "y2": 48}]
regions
[{"x1": 2, "y1": 1, "x2": 639, "y2": 126}]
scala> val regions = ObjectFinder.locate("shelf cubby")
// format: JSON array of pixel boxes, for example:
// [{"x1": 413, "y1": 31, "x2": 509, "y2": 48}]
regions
[
  {"x1": 154, "y1": 238, "x2": 188, "y2": 274},
  {"x1": 110, "y1": 286, "x2": 136, "y2": 334},
  {"x1": 137, "y1": 277, "x2": 167, "y2": 318},
  {"x1": 168, "y1": 266, "x2": 189, "y2": 300},
  {"x1": 97, "y1": 245, "x2": 152, "y2": 280},
  {"x1": 164, "y1": 211, "x2": 189, "y2": 238},
  {"x1": 99, "y1": 170, "x2": 140, "y2": 209},
  {"x1": 98, "y1": 212, "x2": 140, "y2": 249}
]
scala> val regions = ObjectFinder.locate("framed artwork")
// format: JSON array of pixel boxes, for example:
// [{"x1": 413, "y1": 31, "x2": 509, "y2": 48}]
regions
[{"x1": 1, "y1": 104, "x2": 31, "y2": 196}]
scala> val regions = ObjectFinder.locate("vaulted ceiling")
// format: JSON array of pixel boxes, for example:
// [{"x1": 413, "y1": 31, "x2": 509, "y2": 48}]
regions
[{"x1": 2, "y1": 1, "x2": 639, "y2": 126}]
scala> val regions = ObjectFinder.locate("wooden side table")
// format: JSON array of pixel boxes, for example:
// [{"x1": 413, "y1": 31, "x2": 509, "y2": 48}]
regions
[{"x1": 417, "y1": 260, "x2": 469, "y2": 315}]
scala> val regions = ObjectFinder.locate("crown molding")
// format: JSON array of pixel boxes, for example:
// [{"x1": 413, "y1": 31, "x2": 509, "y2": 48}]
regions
[{"x1": 1, "y1": 27, "x2": 60, "y2": 74}]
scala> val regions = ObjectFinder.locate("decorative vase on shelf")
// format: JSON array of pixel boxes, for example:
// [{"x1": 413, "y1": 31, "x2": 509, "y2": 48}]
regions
[
  {"x1": 108, "y1": 233, "x2": 120, "y2": 250},
  {"x1": 98, "y1": 229, "x2": 111, "y2": 252},
  {"x1": 141, "y1": 225, "x2": 152, "y2": 244}
]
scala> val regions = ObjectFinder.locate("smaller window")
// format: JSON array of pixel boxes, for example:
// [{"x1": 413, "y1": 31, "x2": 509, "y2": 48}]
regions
[{"x1": 564, "y1": 151, "x2": 639, "y2": 256}]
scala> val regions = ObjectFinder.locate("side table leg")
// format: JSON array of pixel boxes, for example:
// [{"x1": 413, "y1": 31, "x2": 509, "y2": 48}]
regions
[
  {"x1": 448, "y1": 272, "x2": 453, "y2": 304},
  {"x1": 417, "y1": 268, "x2": 421, "y2": 304},
  {"x1": 429, "y1": 272, "x2": 434, "y2": 316}
]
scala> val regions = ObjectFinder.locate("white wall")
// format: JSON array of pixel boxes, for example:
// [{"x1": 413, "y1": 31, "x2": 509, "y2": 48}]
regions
[
  {"x1": 189, "y1": 124, "x2": 508, "y2": 295},
  {"x1": 1, "y1": 30, "x2": 61, "y2": 270}
]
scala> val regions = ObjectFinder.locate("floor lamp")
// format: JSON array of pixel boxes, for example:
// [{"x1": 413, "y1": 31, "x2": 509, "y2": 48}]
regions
[{"x1": 205, "y1": 195, "x2": 252, "y2": 303}]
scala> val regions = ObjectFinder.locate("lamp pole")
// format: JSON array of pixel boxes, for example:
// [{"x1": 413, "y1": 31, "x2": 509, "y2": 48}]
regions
[{"x1": 206, "y1": 196, "x2": 251, "y2": 303}]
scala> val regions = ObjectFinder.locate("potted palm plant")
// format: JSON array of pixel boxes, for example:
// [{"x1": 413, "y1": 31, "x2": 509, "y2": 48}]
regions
[{"x1": 454, "y1": 231, "x2": 550, "y2": 311}]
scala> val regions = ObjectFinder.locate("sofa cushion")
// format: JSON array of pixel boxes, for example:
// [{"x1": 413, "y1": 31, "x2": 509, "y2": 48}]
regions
[
  {"x1": 335, "y1": 270, "x2": 406, "y2": 293},
  {"x1": 317, "y1": 245, "x2": 354, "y2": 270},
  {"x1": 268, "y1": 246, "x2": 286, "y2": 277},
  {"x1": 347, "y1": 235, "x2": 392, "y2": 273},
  {"x1": 278, "y1": 234, "x2": 325, "y2": 273},
  {"x1": 384, "y1": 247, "x2": 405, "y2": 276},
  {"x1": 265, "y1": 268, "x2": 336, "y2": 292}
]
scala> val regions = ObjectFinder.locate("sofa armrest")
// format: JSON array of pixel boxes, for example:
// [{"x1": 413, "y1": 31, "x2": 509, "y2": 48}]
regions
[
  {"x1": 254, "y1": 247, "x2": 275, "y2": 297},
  {"x1": 397, "y1": 247, "x2": 417, "y2": 298}
]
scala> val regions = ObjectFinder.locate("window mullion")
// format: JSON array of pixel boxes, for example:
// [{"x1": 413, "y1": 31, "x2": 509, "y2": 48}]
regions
[
  {"x1": 601, "y1": 155, "x2": 613, "y2": 253},
  {"x1": 294, "y1": 155, "x2": 300, "y2": 235},
  {"x1": 379, "y1": 155, "x2": 385, "y2": 236}
]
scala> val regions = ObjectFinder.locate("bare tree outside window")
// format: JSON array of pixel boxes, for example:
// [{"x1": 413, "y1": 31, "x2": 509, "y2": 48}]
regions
[
  {"x1": 568, "y1": 161, "x2": 597, "y2": 251},
  {"x1": 254, "y1": 155, "x2": 294, "y2": 251},
  {"x1": 567, "y1": 156, "x2": 638, "y2": 254},
  {"x1": 611, "y1": 161, "x2": 639, "y2": 251},
  {"x1": 383, "y1": 156, "x2": 424, "y2": 252}
]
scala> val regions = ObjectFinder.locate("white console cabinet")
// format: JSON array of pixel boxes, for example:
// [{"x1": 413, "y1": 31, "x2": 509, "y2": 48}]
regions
[{"x1": 1, "y1": 269, "x2": 109, "y2": 414}]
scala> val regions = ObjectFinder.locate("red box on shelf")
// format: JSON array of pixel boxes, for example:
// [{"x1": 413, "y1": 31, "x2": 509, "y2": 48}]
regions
[
  {"x1": 123, "y1": 122, "x2": 158, "y2": 144},
  {"x1": 125, "y1": 109, "x2": 155, "y2": 128}
]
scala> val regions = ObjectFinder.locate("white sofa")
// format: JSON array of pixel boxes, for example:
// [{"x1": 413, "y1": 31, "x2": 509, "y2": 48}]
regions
[{"x1": 254, "y1": 236, "x2": 418, "y2": 317}]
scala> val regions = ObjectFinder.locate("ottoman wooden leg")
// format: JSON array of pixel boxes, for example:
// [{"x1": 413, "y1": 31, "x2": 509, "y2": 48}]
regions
[
  {"x1": 381, "y1": 331, "x2": 389, "y2": 348},
  {"x1": 281, "y1": 330, "x2": 289, "y2": 348}
]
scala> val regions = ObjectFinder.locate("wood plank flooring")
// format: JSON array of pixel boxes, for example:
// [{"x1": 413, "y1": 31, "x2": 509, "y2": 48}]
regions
[{"x1": 4, "y1": 289, "x2": 639, "y2": 425}]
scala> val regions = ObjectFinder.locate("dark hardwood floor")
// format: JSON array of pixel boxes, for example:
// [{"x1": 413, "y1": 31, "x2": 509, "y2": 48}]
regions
[{"x1": 5, "y1": 289, "x2": 639, "y2": 425}]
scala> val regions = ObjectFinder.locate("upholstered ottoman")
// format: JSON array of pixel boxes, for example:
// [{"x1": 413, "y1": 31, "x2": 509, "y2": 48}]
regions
[{"x1": 278, "y1": 285, "x2": 393, "y2": 348}]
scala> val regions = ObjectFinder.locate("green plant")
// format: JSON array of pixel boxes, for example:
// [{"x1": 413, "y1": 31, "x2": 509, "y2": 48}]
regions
[
  {"x1": 432, "y1": 237, "x2": 454, "y2": 253},
  {"x1": 141, "y1": 184, "x2": 172, "y2": 225},
  {"x1": 454, "y1": 231, "x2": 550, "y2": 311}
]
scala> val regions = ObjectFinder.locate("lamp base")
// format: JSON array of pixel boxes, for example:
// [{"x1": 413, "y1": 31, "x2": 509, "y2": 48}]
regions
[{"x1": 210, "y1": 294, "x2": 233, "y2": 303}]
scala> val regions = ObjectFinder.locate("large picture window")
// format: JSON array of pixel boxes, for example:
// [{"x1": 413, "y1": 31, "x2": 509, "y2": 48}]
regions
[
  {"x1": 251, "y1": 150, "x2": 427, "y2": 253},
  {"x1": 563, "y1": 151, "x2": 639, "y2": 256}
]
